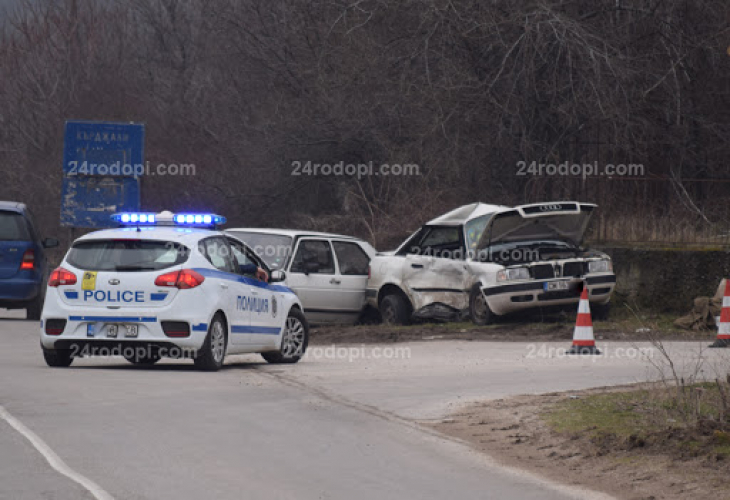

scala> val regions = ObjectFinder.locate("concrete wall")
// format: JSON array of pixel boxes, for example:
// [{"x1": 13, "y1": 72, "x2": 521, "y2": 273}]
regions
[{"x1": 597, "y1": 247, "x2": 730, "y2": 313}]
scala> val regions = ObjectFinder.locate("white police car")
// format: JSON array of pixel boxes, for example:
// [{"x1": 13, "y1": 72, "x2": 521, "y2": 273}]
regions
[{"x1": 40, "y1": 211, "x2": 308, "y2": 371}]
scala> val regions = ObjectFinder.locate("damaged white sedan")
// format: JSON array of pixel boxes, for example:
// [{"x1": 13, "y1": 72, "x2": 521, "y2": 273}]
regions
[{"x1": 366, "y1": 202, "x2": 615, "y2": 325}]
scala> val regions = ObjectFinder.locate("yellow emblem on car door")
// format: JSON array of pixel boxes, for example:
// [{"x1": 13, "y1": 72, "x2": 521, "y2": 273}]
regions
[{"x1": 81, "y1": 271, "x2": 97, "y2": 291}]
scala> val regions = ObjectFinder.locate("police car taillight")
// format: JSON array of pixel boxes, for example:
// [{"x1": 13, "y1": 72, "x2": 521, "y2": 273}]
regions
[
  {"x1": 154, "y1": 269, "x2": 205, "y2": 289},
  {"x1": 48, "y1": 267, "x2": 77, "y2": 287}
]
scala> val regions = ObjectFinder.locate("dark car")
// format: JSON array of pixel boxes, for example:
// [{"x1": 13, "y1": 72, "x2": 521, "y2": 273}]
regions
[{"x1": 0, "y1": 202, "x2": 59, "y2": 319}]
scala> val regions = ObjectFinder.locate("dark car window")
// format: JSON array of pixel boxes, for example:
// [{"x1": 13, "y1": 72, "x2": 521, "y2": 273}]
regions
[
  {"x1": 333, "y1": 242, "x2": 370, "y2": 275},
  {"x1": 290, "y1": 240, "x2": 335, "y2": 275},
  {"x1": 226, "y1": 231, "x2": 293, "y2": 270},
  {"x1": 199, "y1": 237, "x2": 237, "y2": 273},
  {"x1": 400, "y1": 226, "x2": 465, "y2": 259},
  {"x1": 227, "y1": 238, "x2": 268, "y2": 276},
  {"x1": 0, "y1": 211, "x2": 31, "y2": 241},
  {"x1": 67, "y1": 240, "x2": 189, "y2": 271}
]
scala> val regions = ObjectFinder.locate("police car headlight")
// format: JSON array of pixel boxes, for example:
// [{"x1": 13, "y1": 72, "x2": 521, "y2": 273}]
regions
[
  {"x1": 497, "y1": 267, "x2": 530, "y2": 282},
  {"x1": 588, "y1": 259, "x2": 612, "y2": 273}
]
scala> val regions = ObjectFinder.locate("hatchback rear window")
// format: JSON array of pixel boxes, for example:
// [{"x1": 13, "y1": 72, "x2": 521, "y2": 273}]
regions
[
  {"x1": 0, "y1": 211, "x2": 30, "y2": 241},
  {"x1": 67, "y1": 240, "x2": 189, "y2": 271}
]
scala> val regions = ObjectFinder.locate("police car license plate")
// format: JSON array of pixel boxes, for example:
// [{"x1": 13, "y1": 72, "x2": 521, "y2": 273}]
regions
[
  {"x1": 544, "y1": 281, "x2": 569, "y2": 292},
  {"x1": 107, "y1": 324, "x2": 138, "y2": 338}
]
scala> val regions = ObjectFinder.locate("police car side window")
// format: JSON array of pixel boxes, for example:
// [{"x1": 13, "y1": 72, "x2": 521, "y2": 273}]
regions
[
  {"x1": 290, "y1": 240, "x2": 335, "y2": 275},
  {"x1": 227, "y1": 239, "x2": 266, "y2": 275},
  {"x1": 200, "y1": 237, "x2": 236, "y2": 273}
]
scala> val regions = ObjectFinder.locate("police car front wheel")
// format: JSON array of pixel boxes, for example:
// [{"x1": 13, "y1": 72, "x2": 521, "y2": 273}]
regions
[{"x1": 262, "y1": 308, "x2": 309, "y2": 364}]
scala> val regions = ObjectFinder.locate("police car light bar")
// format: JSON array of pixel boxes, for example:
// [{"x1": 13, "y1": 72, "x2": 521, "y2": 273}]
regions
[
  {"x1": 111, "y1": 211, "x2": 226, "y2": 228},
  {"x1": 111, "y1": 213, "x2": 157, "y2": 225},
  {"x1": 173, "y1": 213, "x2": 226, "y2": 226}
]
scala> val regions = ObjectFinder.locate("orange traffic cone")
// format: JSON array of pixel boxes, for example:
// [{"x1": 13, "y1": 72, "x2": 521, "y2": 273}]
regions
[
  {"x1": 710, "y1": 279, "x2": 730, "y2": 348},
  {"x1": 567, "y1": 288, "x2": 601, "y2": 355}
]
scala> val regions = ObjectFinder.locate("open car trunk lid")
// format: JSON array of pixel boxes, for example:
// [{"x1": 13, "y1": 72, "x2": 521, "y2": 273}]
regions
[{"x1": 477, "y1": 202, "x2": 596, "y2": 249}]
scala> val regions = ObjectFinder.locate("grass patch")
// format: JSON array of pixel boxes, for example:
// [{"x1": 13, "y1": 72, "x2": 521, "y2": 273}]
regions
[{"x1": 544, "y1": 384, "x2": 730, "y2": 460}]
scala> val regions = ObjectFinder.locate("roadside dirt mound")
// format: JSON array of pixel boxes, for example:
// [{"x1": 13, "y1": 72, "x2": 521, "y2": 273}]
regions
[{"x1": 431, "y1": 390, "x2": 730, "y2": 500}]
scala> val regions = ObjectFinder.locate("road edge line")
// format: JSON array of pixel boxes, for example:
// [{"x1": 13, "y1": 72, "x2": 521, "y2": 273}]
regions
[{"x1": 0, "y1": 404, "x2": 115, "y2": 500}]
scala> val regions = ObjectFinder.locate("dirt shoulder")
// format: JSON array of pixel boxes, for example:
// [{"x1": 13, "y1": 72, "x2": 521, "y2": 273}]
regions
[
  {"x1": 430, "y1": 386, "x2": 730, "y2": 500},
  {"x1": 309, "y1": 312, "x2": 714, "y2": 346}
]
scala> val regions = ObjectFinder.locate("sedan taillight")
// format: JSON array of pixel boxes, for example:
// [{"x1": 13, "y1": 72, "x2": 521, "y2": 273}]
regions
[
  {"x1": 154, "y1": 269, "x2": 205, "y2": 289},
  {"x1": 48, "y1": 267, "x2": 77, "y2": 287}
]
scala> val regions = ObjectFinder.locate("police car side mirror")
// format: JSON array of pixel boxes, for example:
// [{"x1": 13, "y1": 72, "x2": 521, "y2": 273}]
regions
[
  {"x1": 43, "y1": 238, "x2": 60, "y2": 249},
  {"x1": 270, "y1": 270, "x2": 286, "y2": 283}
]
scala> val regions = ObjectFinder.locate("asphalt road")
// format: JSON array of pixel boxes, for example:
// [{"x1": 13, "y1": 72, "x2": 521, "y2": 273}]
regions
[{"x1": 2, "y1": 310, "x2": 723, "y2": 500}]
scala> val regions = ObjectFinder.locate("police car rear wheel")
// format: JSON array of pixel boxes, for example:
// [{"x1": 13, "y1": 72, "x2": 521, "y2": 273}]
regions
[
  {"x1": 262, "y1": 308, "x2": 308, "y2": 364},
  {"x1": 43, "y1": 348, "x2": 73, "y2": 368},
  {"x1": 194, "y1": 314, "x2": 227, "y2": 371}
]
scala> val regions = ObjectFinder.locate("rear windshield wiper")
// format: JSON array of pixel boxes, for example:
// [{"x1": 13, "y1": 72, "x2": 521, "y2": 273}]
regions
[{"x1": 114, "y1": 265, "x2": 158, "y2": 271}]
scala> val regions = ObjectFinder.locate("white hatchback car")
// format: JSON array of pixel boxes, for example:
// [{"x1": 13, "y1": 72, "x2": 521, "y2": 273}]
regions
[
  {"x1": 40, "y1": 211, "x2": 308, "y2": 371},
  {"x1": 225, "y1": 228, "x2": 376, "y2": 324}
]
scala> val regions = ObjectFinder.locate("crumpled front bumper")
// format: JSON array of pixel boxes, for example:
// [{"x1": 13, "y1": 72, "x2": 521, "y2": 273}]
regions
[{"x1": 482, "y1": 274, "x2": 615, "y2": 316}]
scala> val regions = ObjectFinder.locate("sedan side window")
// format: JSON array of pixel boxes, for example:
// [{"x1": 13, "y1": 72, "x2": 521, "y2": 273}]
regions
[
  {"x1": 407, "y1": 226, "x2": 465, "y2": 260},
  {"x1": 290, "y1": 240, "x2": 335, "y2": 275},
  {"x1": 333, "y1": 241, "x2": 370, "y2": 275}
]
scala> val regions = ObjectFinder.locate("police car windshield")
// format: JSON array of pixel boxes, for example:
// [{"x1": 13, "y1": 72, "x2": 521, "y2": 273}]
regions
[
  {"x1": 226, "y1": 231, "x2": 293, "y2": 270},
  {"x1": 0, "y1": 211, "x2": 31, "y2": 241},
  {"x1": 67, "y1": 240, "x2": 189, "y2": 272}
]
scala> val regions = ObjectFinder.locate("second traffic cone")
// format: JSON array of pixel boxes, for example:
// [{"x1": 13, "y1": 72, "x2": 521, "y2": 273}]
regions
[
  {"x1": 567, "y1": 287, "x2": 601, "y2": 355},
  {"x1": 710, "y1": 279, "x2": 730, "y2": 348}
]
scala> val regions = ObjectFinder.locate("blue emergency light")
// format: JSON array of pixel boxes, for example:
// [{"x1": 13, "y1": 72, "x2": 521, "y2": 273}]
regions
[
  {"x1": 173, "y1": 213, "x2": 226, "y2": 226},
  {"x1": 111, "y1": 212, "x2": 226, "y2": 228},
  {"x1": 111, "y1": 213, "x2": 157, "y2": 225}
]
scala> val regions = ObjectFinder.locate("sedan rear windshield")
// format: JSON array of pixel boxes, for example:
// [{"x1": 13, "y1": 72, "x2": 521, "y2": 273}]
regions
[
  {"x1": 67, "y1": 240, "x2": 189, "y2": 271},
  {"x1": 0, "y1": 211, "x2": 30, "y2": 241}
]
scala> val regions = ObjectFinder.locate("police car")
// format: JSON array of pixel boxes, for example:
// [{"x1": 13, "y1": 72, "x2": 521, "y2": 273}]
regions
[{"x1": 40, "y1": 211, "x2": 308, "y2": 371}]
